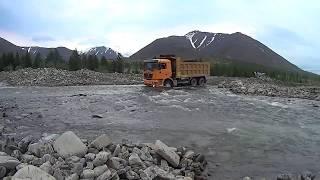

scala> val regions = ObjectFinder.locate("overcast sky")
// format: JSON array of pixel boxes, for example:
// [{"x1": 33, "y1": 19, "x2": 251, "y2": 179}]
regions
[{"x1": 0, "y1": 0, "x2": 319, "y2": 74}]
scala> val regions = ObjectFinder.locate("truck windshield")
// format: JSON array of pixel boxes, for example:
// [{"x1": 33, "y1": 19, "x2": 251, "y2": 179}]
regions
[{"x1": 144, "y1": 62, "x2": 159, "y2": 71}]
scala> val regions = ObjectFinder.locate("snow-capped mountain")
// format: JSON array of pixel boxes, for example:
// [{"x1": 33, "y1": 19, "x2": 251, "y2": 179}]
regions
[
  {"x1": 0, "y1": 37, "x2": 120, "y2": 61},
  {"x1": 85, "y1": 46, "x2": 118, "y2": 59},
  {"x1": 130, "y1": 30, "x2": 300, "y2": 71}
]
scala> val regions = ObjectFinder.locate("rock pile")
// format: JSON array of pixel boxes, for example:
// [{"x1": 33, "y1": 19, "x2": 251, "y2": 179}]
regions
[
  {"x1": 218, "y1": 78, "x2": 320, "y2": 101},
  {"x1": 1, "y1": 68, "x2": 142, "y2": 86},
  {"x1": 0, "y1": 131, "x2": 208, "y2": 179}
]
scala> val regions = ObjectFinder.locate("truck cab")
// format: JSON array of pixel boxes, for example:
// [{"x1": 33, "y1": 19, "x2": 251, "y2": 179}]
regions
[{"x1": 144, "y1": 59, "x2": 173, "y2": 87}]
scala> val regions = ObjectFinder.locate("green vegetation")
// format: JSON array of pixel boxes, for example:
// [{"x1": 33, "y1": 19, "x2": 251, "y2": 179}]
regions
[
  {"x1": 210, "y1": 61, "x2": 320, "y2": 84},
  {"x1": 0, "y1": 50, "x2": 143, "y2": 74}
]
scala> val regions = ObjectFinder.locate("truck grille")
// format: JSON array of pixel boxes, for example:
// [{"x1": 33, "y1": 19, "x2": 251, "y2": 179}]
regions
[{"x1": 144, "y1": 73, "x2": 153, "y2": 79}]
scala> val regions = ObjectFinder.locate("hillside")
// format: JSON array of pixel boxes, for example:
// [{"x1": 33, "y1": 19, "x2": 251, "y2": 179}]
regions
[{"x1": 130, "y1": 30, "x2": 301, "y2": 72}]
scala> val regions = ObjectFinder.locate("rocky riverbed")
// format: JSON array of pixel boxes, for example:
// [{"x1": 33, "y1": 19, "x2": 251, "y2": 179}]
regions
[
  {"x1": 0, "y1": 131, "x2": 208, "y2": 179},
  {"x1": 1, "y1": 68, "x2": 319, "y2": 101},
  {"x1": 0, "y1": 68, "x2": 142, "y2": 86}
]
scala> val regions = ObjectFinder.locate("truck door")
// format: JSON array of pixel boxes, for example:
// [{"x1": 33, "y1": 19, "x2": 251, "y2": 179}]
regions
[{"x1": 159, "y1": 62, "x2": 172, "y2": 78}]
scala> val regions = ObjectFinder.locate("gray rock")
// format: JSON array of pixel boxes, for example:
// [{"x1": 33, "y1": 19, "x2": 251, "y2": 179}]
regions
[
  {"x1": 128, "y1": 153, "x2": 143, "y2": 166},
  {"x1": 12, "y1": 165, "x2": 55, "y2": 180},
  {"x1": 84, "y1": 153, "x2": 96, "y2": 161},
  {"x1": 93, "y1": 165, "x2": 108, "y2": 177},
  {"x1": 92, "y1": 151, "x2": 111, "y2": 167},
  {"x1": 301, "y1": 171, "x2": 316, "y2": 180},
  {"x1": 39, "y1": 161, "x2": 53, "y2": 174},
  {"x1": 107, "y1": 157, "x2": 123, "y2": 170},
  {"x1": 18, "y1": 135, "x2": 34, "y2": 153},
  {"x1": 0, "y1": 153, "x2": 21, "y2": 169},
  {"x1": 126, "y1": 170, "x2": 139, "y2": 180},
  {"x1": 160, "y1": 159, "x2": 169, "y2": 171},
  {"x1": 184, "y1": 150, "x2": 195, "y2": 159},
  {"x1": 96, "y1": 169, "x2": 112, "y2": 180},
  {"x1": 53, "y1": 131, "x2": 88, "y2": 158},
  {"x1": 0, "y1": 166, "x2": 7, "y2": 179},
  {"x1": 140, "y1": 166, "x2": 174, "y2": 180},
  {"x1": 53, "y1": 168, "x2": 64, "y2": 180},
  {"x1": 277, "y1": 173, "x2": 293, "y2": 180},
  {"x1": 112, "y1": 144, "x2": 121, "y2": 157},
  {"x1": 16, "y1": 163, "x2": 28, "y2": 171},
  {"x1": 71, "y1": 162, "x2": 83, "y2": 175},
  {"x1": 88, "y1": 147, "x2": 99, "y2": 154},
  {"x1": 243, "y1": 177, "x2": 252, "y2": 180},
  {"x1": 90, "y1": 134, "x2": 112, "y2": 150},
  {"x1": 85, "y1": 162, "x2": 94, "y2": 170},
  {"x1": 21, "y1": 154, "x2": 36, "y2": 163},
  {"x1": 154, "y1": 140, "x2": 180, "y2": 167},
  {"x1": 81, "y1": 169, "x2": 95, "y2": 179},
  {"x1": 66, "y1": 173, "x2": 79, "y2": 180},
  {"x1": 28, "y1": 142, "x2": 54, "y2": 157}
]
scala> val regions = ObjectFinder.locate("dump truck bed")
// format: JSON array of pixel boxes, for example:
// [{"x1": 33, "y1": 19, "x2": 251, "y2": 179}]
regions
[{"x1": 175, "y1": 59, "x2": 210, "y2": 78}]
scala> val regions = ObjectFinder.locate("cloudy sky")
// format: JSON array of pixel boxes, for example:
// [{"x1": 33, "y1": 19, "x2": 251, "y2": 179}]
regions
[{"x1": 0, "y1": 0, "x2": 319, "y2": 74}]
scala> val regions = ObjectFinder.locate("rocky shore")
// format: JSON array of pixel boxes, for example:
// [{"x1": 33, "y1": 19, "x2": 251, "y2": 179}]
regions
[
  {"x1": 0, "y1": 68, "x2": 142, "y2": 86},
  {"x1": 0, "y1": 131, "x2": 208, "y2": 179},
  {"x1": 215, "y1": 77, "x2": 320, "y2": 101}
]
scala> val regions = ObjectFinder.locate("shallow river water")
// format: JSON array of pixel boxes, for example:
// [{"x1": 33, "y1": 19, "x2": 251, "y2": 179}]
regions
[{"x1": 0, "y1": 85, "x2": 319, "y2": 179}]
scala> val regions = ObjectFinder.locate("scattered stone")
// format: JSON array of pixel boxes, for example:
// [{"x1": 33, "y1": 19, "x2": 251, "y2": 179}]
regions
[
  {"x1": 129, "y1": 153, "x2": 143, "y2": 166},
  {"x1": 0, "y1": 153, "x2": 21, "y2": 169},
  {"x1": 12, "y1": 165, "x2": 55, "y2": 180},
  {"x1": 92, "y1": 114, "x2": 103, "y2": 118},
  {"x1": 66, "y1": 173, "x2": 79, "y2": 180},
  {"x1": 154, "y1": 140, "x2": 180, "y2": 167},
  {"x1": 93, "y1": 164, "x2": 108, "y2": 177},
  {"x1": 96, "y1": 169, "x2": 112, "y2": 180},
  {"x1": 92, "y1": 151, "x2": 111, "y2": 167},
  {"x1": 39, "y1": 161, "x2": 53, "y2": 174},
  {"x1": 81, "y1": 169, "x2": 95, "y2": 179},
  {"x1": 0, "y1": 166, "x2": 7, "y2": 178},
  {"x1": 53, "y1": 131, "x2": 87, "y2": 158},
  {"x1": 300, "y1": 171, "x2": 316, "y2": 180},
  {"x1": 90, "y1": 134, "x2": 112, "y2": 150},
  {"x1": 277, "y1": 173, "x2": 294, "y2": 180},
  {"x1": 84, "y1": 153, "x2": 96, "y2": 161}
]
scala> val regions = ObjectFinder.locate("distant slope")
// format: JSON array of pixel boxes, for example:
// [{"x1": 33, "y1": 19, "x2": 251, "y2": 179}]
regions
[
  {"x1": 0, "y1": 37, "x2": 119, "y2": 61},
  {"x1": 85, "y1": 46, "x2": 118, "y2": 59},
  {"x1": 130, "y1": 30, "x2": 300, "y2": 72}
]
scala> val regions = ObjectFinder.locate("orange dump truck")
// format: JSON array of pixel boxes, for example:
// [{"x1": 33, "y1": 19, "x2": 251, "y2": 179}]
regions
[{"x1": 144, "y1": 55, "x2": 210, "y2": 87}]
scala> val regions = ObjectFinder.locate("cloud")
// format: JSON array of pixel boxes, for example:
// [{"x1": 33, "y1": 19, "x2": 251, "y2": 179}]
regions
[{"x1": 32, "y1": 36, "x2": 55, "y2": 42}]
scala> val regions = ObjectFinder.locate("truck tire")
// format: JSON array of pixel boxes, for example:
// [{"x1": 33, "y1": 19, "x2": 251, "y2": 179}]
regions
[
  {"x1": 164, "y1": 80, "x2": 173, "y2": 88},
  {"x1": 198, "y1": 77, "x2": 206, "y2": 86},
  {"x1": 190, "y1": 78, "x2": 197, "y2": 86}
]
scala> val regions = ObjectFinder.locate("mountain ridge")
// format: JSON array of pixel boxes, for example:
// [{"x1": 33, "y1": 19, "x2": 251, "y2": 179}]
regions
[
  {"x1": 130, "y1": 30, "x2": 300, "y2": 72},
  {"x1": 0, "y1": 37, "x2": 119, "y2": 60}
]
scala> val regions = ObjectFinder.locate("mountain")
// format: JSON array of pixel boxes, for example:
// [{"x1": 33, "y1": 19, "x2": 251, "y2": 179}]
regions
[
  {"x1": 0, "y1": 37, "x2": 119, "y2": 60},
  {"x1": 85, "y1": 46, "x2": 118, "y2": 59},
  {"x1": 130, "y1": 30, "x2": 300, "y2": 71}
]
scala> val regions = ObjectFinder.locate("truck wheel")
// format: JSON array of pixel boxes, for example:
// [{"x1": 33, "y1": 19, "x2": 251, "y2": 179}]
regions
[
  {"x1": 190, "y1": 78, "x2": 197, "y2": 86},
  {"x1": 164, "y1": 80, "x2": 173, "y2": 88},
  {"x1": 198, "y1": 77, "x2": 205, "y2": 86}
]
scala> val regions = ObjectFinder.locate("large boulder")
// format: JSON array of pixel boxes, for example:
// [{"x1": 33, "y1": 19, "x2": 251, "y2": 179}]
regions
[
  {"x1": 0, "y1": 152, "x2": 21, "y2": 169},
  {"x1": 12, "y1": 165, "x2": 56, "y2": 180},
  {"x1": 90, "y1": 134, "x2": 112, "y2": 150},
  {"x1": 53, "y1": 131, "x2": 87, "y2": 158},
  {"x1": 154, "y1": 140, "x2": 180, "y2": 167}
]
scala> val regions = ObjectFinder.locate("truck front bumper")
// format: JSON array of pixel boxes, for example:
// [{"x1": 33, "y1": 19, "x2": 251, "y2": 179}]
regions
[{"x1": 144, "y1": 79, "x2": 163, "y2": 87}]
